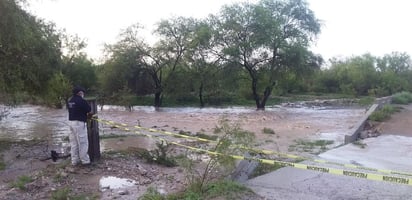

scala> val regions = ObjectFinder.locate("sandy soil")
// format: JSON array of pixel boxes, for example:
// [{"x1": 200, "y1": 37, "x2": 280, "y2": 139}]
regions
[{"x1": 379, "y1": 104, "x2": 412, "y2": 137}]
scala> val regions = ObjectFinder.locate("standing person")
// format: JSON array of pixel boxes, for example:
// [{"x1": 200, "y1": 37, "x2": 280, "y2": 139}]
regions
[{"x1": 68, "y1": 86, "x2": 91, "y2": 165}]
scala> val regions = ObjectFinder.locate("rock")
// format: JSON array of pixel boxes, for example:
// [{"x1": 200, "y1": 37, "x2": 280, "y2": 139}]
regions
[
  {"x1": 364, "y1": 121, "x2": 373, "y2": 130},
  {"x1": 359, "y1": 130, "x2": 369, "y2": 139},
  {"x1": 101, "y1": 186, "x2": 110, "y2": 191},
  {"x1": 118, "y1": 190, "x2": 129, "y2": 195},
  {"x1": 59, "y1": 172, "x2": 68, "y2": 178}
]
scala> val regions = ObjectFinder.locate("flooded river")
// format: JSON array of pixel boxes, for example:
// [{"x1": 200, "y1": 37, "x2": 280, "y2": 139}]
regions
[{"x1": 0, "y1": 104, "x2": 366, "y2": 154}]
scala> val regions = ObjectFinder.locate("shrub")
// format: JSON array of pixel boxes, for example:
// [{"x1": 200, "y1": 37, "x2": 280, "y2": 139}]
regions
[
  {"x1": 137, "y1": 141, "x2": 177, "y2": 167},
  {"x1": 392, "y1": 92, "x2": 412, "y2": 104},
  {"x1": 51, "y1": 187, "x2": 71, "y2": 200},
  {"x1": 369, "y1": 105, "x2": 399, "y2": 122}
]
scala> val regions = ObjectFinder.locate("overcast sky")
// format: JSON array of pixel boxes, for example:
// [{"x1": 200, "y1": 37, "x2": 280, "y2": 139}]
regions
[{"x1": 27, "y1": 0, "x2": 412, "y2": 63}]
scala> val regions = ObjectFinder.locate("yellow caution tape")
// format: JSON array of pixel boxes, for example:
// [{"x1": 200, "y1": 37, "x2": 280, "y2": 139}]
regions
[
  {"x1": 167, "y1": 138, "x2": 412, "y2": 186},
  {"x1": 94, "y1": 117, "x2": 412, "y2": 181}
]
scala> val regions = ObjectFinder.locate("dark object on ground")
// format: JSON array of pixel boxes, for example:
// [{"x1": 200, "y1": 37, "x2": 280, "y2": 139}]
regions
[{"x1": 40, "y1": 150, "x2": 71, "y2": 162}]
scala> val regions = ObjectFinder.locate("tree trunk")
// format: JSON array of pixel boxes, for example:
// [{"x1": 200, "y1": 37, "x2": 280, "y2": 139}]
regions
[
  {"x1": 154, "y1": 92, "x2": 162, "y2": 108},
  {"x1": 199, "y1": 82, "x2": 205, "y2": 107},
  {"x1": 258, "y1": 86, "x2": 273, "y2": 110},
  {"x1": 251, "y1": 78, "x2": 261, "y2": 109}
]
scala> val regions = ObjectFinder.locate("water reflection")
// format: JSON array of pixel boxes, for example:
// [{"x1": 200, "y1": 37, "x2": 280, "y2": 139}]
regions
[{"x1": 99, "y1": 176, "x2": 136, "y2": 191}]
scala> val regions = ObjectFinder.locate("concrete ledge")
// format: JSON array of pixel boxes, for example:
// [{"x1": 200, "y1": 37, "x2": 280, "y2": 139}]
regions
[{"x1": 344, "y1": 96, "x2": 393, "y2": 144}]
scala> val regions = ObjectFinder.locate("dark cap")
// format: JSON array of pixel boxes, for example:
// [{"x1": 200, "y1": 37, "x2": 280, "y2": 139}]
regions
[{"x1": 72, "y1": 86, "x2": 86, "y2": 95}]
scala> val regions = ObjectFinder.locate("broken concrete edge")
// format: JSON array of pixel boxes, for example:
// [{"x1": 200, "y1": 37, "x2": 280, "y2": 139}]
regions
[{"x1": 344, "y1": 96, "x2": 393, "y2": 144}]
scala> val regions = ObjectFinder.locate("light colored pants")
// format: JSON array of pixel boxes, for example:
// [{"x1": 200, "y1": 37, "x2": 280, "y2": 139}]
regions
[{"x1": 69, "y1": 121, "x2": 90, "y2": 165}]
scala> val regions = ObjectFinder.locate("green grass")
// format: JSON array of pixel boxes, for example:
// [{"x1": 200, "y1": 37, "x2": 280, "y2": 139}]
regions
[
  {"x1": 358, "y1": 96, "x2": 375, "y2": 106},
  {"x1": 10, "y1": 175, "x2": 33, "y2": 190},
  {"x1": 353, "y1": 140, "x2": 367, "y2": 149},
  {"x1": 139, "y1": 180, "x2": 255, "y2": 200},
  {"x1": 262, "y1": 127, "x2": 275, "y2": 134},
  {"x1": 289, "y1": 139, "x2": 334, "y2": 154},
  {"x1": 51, "y1": 187, "x2": 98, "y2": 200},
  {"x1": 51, "y1": 187, "x2": 71, "y2": 200},
  {"x1": 369, "y1": 104, "x2": 401, "y2": 122},
  {"x1": 0, "y1": 160, "x2": 5, "y2": 171}
]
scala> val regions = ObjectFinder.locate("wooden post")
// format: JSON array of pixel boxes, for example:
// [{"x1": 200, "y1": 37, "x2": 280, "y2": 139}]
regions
[{"x1": 86, "y1": 98, "x2": 100, "y2": 162}]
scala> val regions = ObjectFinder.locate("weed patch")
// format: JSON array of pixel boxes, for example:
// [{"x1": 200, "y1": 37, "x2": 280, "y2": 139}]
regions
[
  {"x1": 51, "y1": 187, "x2": 98, "y2": 200},
  {"x1": 137, "y1": 141, "x2": 177, "y2": 167},
  {"x1": 139, "y1": 180, "x2": 255, "y2": 200},
  {"x1": 353, "y1": 140, "x2": 367, "y2": 149},
  {"x1": 358, "y1": 96, "x2": 375, "y2": 106},
  {"x1": 0, "y1": 160, "x2": 5, "y2": 171},
  {"x1": 51, "y1": 187, "x2": 71, "y2": 200},
  {"x1": 289, "y1": 139, "x2": 334, "y2": 154},
  {"x1": 251, "y1": 162, "x2": 283, "y2": 178},
  {"x1": 392, "y1": 92, "x2": 412, "y2": 104},
  {"x1": 10, "y1": 175, "x2": 33, "y2": 190},
  {"x1": 369, "y1": 105, "x2": 400, "y2": 122},
  {"x1": 262, "y1": 127, "x2": 275, "y2": 134}
]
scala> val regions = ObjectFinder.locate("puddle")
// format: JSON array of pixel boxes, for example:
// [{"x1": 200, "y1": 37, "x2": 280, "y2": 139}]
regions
[
  {"x1": 99, "y1": 176, "x2": 136, "y2": 191},
  {"x1": 100, "y1": 135, "x2": 156, "y2": 152}
]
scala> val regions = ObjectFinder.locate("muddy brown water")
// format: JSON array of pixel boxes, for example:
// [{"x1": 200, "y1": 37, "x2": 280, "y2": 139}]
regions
[{"x1": 0, "y1": 104, "x2": 366, "y2": 155}]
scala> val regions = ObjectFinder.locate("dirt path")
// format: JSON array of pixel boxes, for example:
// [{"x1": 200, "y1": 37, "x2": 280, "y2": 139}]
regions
[{"x1": 379, "y1": 104, "x2": 412, "y2": 137}]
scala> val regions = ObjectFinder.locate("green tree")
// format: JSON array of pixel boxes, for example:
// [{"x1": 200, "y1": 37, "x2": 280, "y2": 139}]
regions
[
  {"x1": 149, "y1": 17, "x2": 199, "y2": 107},
  {"x1": 210, "y1": 0, "x2": 321, "y2": 110},
  {"x1": 46, "y1": 72, "x2": 71, "y2": 108},
  {"x1": 62, "y1": 54, "x2": 97, "y2": 92},
  {"x1": 183, "y1": 19, "x2": 223, "y2": 107},
  {"x1": 0, "y1": 0, "x2": 62, "y2": 101},
  {"x1": 99, "y1": 23, "x2": 154, "y2": 107},
  {"x1": 377, "y1": 52, "x2": 411, "y2": 74}
]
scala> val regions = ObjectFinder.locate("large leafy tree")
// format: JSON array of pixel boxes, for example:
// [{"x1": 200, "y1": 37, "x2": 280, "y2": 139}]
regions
[
  {"x1": 0, "y1": 0, "x2": 62, "y2": 98},
  {"x1": 99, "y1": 25, "x2": 150, "y2": 105},
  {"x1": 103, "y1": 18, "x2": 200, "y2": 108},
  {"x1": 210, "y1": 0, "x2": 321, "y2": 109},
  {"x1": 183, "y1": 20, "x2": 223, "y2": 107},
  {"x1": 149, "y1": 17, "x2": 199, "y2": 107}
]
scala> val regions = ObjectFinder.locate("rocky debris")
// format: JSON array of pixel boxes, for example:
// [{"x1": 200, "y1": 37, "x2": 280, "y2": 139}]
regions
[
  {"x1": 360, "y1": 120, "x2": 382, "y2": 139},
  {"x1": 118, "y1": 190, "x2": 129, "y2": 195}
]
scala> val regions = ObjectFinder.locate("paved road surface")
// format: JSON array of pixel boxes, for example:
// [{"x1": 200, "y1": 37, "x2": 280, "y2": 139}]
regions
[{"x1": 246, "y1": 104, "x2": 412, "y2": 200}]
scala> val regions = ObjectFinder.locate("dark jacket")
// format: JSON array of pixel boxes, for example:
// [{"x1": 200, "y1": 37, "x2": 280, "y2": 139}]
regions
[{"x1": 68, "y1": 95, "x2": 91, "y2": 122}]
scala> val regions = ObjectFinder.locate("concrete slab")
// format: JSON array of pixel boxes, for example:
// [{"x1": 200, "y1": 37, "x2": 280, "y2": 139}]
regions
[
  {"x1": 246, "y1": 135, "x2": 412, "y2": 199},
  {"x1": 319, "y1": 135, "x2": 412, "y2": 173},
  {"x1": 246, "y1": 167, "x2": 412, "y2": 200}
]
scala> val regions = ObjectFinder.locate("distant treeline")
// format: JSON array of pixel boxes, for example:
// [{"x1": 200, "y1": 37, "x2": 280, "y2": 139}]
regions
[{"x1": 1, "y1": 0, "x2": 411, "y2": 109}]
